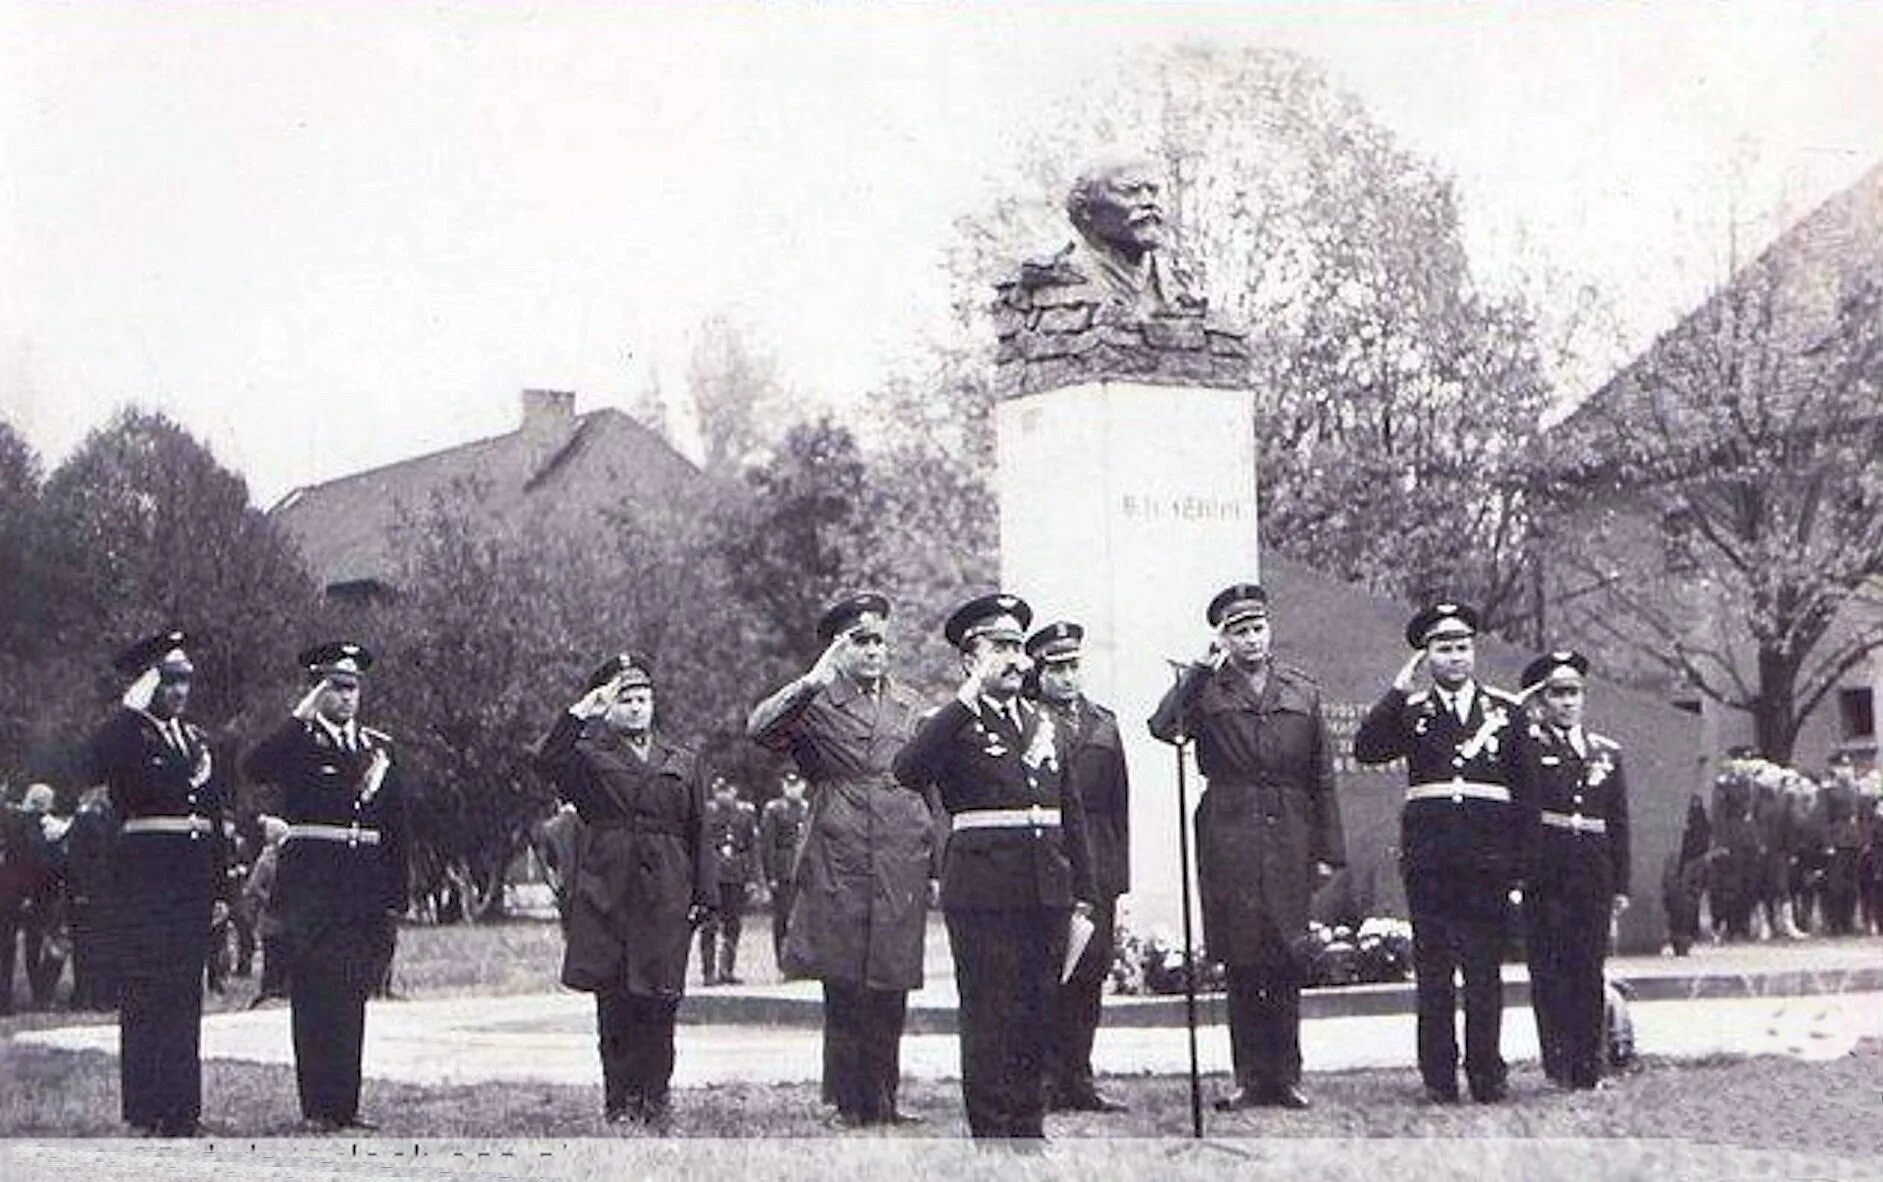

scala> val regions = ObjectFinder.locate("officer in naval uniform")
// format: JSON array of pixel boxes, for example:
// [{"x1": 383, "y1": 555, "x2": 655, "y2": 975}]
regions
[
  {"x1": 1515, "y1": 650, "x2": 1631, "y2": 1090},
  {"x1": 1353, "y1": 602, "x2": 1526, "y2": 1103},
  {"x1": 1026, "y1": 620, "x2": 1132, "y2": 1114},
  {"x1": 242, "y1": 642, "x2": 408, "y2": 1132},
  {"x1": 891, "y1": 592, "x2": 1094, "y2": 1142},
  {"x1": 87, "y1": 629, "x2": 229, "y2": 1136}
]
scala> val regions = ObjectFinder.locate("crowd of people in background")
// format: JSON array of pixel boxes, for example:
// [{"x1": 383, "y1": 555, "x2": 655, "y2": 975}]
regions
[{"x1": 1662, "y1": 747, "x2": 1883, "y2": 955}]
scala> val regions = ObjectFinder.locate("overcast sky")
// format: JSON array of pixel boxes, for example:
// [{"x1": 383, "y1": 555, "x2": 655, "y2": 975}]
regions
[{"x1": 3, "y1": 2, "x2": 1880, "y2": 506}]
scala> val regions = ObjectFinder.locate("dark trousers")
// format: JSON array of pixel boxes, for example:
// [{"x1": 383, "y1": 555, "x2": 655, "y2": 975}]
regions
[
  {"x1": 770, "y1": 880, "x2": 798, "y2": 974},
  {"x1": 1047, "y1": 897, "x2": 1115, "y2": 1101},
  {"x1": 258, "y1": 936, "x2": 289, "y2": 997},
  {"x1": 70, "y1": 904, "x2": 116, "y2": 1009},
  {"x1": 1524, "y1": 890, "x2": 1609, "y2": 1087},
  {"x1": 596, "y1": 989, "x2": 680, "y2": 1113},
  {"x1": 945, "y1": 906, "x2": 1066, "y2": 1140},
  {"x1": 0, "y1": 905, "x2": 23, "y2": 1013},
  {"x1": 288, "y1": 919, "x2": 390, "y2": 1122},
  {"x1": 1224, "y1": 960, "x2": 1302, "y2": 1091},
  {"x1": 119, "y1": 967, "x2": 204, "y2": 1130},
  {"x1": 821, "y1": 980, "x2": 908, "y2": 1121},
  {"x1": 1409, "y1": 905, "x2": 1507, "y2": 1095},
  {"x1": 699, "y1": 882, "x2": 745, "y2": 981}
]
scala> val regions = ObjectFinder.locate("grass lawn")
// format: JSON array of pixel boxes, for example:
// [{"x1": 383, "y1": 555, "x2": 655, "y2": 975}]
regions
[{"x1": 4, "y1": 919, "x2": 1880, "y2": 1153}]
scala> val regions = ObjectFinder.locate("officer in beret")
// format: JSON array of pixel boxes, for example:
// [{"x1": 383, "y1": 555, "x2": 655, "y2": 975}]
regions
[
  {"x1": 242, "y1": 642, "x2": 409, "y2": 1132},
  {"x1": 1150, "y1": 584, "x2": 1345, "y2": 1110},
  {"x1": 85, "y1": 629, "x2": 230, "y2": 1136},
  {"x1": 1025, "y1": 620, "x2": 1132, "y2": 1114},
  {"x1": 698, "y1": 776, "x2": 761, "y2": 986},
  {"x1": 1514, "y1": 649, "x2": 1630, "y2": 1090},
  {"x1": 758, "y1": 771, "x2": 811, "y2": 975},
  {"x1": 893, "y1": 592, "x2": 1095, "y2": 1142},
  {"x1": 1354, "y1": 602, "x2": 1525, "y2": 1103},
  {"x1": 533, "y1": 652, "x2": 714, "y2": 1131},
  {"x1": 747, "y1": 593, "x2": 934, "y2": 1128}
]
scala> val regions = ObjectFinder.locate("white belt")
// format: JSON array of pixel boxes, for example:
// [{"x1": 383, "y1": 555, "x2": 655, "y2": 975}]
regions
[
  {"x1": 1405, "y1": 780, "x2": 1512, "y2": 805},
  {"x1": 286, "y1": 823, "x2": 382, "y2": 846},
  {"x1": 1540, "y1": 810, "x2": 1608, "y2": 835},
  {"x1": 952, "y1": 806, "x2": 1061, "y2": 831},
  {"x1": 121, "y1": 816, "x2": 213, "y2": 836}
]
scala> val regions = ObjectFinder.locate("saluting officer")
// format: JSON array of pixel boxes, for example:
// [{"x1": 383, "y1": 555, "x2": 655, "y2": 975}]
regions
[
  {"x1": 1354, "y1": 602, "x2": 1525, "y2": 1104},
  {"x1": 892, "y1": 593, "x2": 1095, "y2": 1143},
  {"x1": 86, "y1": 629, "x2": 228, "y2": 1136},
  {"x1": 1025, "y1": 620, "x2": 1131, "y2": 1115},
  {"x1": 242, "y1": 642, "x2": 408, "y2": 1132},
  {"x1": 747, "y1": 593, "x2": 935, "y2": 1129},
  {"x1": 1149, "y1": 584, "x2": 1345, "y2": 1111},
  {"x1": 699, "y1": 777, "x2": 761, "y2": 986},
  {"x1": 533, "y1": 652, "x2": 714, "y2": 1130},
  {"x1": 758, "y1": 771, "x2": 811, "y2": 974},
  {"x1": 1515, "y1": 650, "x2": 1631, "y2": 1090}
]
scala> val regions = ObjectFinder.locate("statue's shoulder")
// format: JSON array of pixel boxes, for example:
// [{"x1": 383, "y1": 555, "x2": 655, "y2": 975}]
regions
[{"x1": 1015, "y1": 241, "x2": 1088, "y2": 291}]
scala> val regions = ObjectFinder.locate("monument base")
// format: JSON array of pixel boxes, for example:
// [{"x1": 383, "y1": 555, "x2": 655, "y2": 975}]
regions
[{"x1": 996, "y1": 380, "x2": 1259, "y2": 940}]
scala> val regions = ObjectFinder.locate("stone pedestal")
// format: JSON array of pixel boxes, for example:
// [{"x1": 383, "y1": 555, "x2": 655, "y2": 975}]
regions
[{"x1": 996, "y1": 380, "x2": 1258, "y2": 939}]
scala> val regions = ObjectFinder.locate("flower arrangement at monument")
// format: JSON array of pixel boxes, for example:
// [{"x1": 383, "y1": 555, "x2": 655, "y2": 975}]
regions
[{"x1": 1108, "y1": 916, "x2": 1414, "y2": 995}]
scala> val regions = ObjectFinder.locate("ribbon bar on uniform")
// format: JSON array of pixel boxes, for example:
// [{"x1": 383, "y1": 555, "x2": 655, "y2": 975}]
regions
[
  {"x1": 285, "y1": 823, "x2": 382, "y2": 846},
  {"x1": 121, "y1": 815, "x2": 213, "y2": 836},
  {"x1": 1405, "y1": 781, "x2": 1512, "y2": 805},
  {"x1": 1540, "y1": 810, "x2": 1607, "y2": 835},
  {"x1": 952, "y1": 806, "x2": 1061, "y2": 831}
]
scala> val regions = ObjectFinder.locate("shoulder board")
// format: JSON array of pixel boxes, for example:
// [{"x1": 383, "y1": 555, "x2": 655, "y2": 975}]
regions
[
  {"x1": 1085, "y1": 700, "x2": 1117, "y2": 723},
  {"x1": 1405, "y1": 690, "x2": 1430, "y2": 706},
  {"x1": 1277, "y1": 663, "x2": 1320, "y2": 687},
  {"x1": 1588, "y1": 732, "x2": 1620, "y2": 752}
]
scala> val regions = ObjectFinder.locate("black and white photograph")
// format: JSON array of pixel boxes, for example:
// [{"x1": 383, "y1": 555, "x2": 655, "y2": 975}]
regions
[{"x1": 2, "y1": 3, "x2": 1880, "y2": 1178}]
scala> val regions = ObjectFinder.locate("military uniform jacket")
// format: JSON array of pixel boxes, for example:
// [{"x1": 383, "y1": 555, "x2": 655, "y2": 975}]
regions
[
  {"x1": 705, "y1": 799, "x2": 761, "y2": 886},
  {"x1": 533, "y1": 713, "x2": 713, "y2": 998},
  {"x1": 1150, "y1": 663, "x2": 1345, "y2": 964},
  {"x1": 88, "y1": 708, "x2": 229, "y2": 976},
  {"x1": 892, "y1": 696, "x2": 1095, "y2": 912},
  {"x1": 242, "y1": 716, "x2": 410, "y2": 945},
  {"x1": 752, "y1": 673, "x2": 935, "y2": 990},
  {"x1": 1516, "y1": 723, "x2": 1631, "y2": 901},
  {"x1": 757, "y1": 796, "x2": 809, "y2": 885},
  {"x1": 1045, "y1": 695, "x2": 1131, "y2": 900},
  {"x1": 1353, "y1": 681, "x2": 1527, "y2": 885}
]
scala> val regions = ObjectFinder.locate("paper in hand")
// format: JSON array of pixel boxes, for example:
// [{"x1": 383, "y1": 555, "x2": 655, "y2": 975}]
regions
[{"x1": 1061, "y1": 909, "x2": 1096, "y2": 984}]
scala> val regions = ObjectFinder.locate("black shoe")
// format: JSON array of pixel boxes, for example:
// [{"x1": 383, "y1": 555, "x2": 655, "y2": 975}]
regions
[
  {"x1": 1213, "y1": 1088, "x2": 1263, "y2": 1112},
  {"x1": 823, "y1": 1110, "x2": 867, "y2": 1130},
  {"x1": 302, "y1": 1116, "x2": 344, "y2": 1133},
  {"x1": 1471, "y1": 1080, "x2": 1509, "y2": 1104},
  {"x1": 1266, "y1": 1084, "x2": 1310, "y2": 1110},
  {"x1": 340, "y1": 1116, "x2": 379, "y2": 1130},
  {"x1": 721, "y1": 974, "x2": 744, "y2": 986},
  {"x1": 1063, "y1": 1090, "x2": 1129, "y2": 1113},
  {"x1": 701, "y1": 973, "x2": 720, "y2": 987},
  {"x1": 1423, "y1": 1085, "x2": 1460, "y2": 1105},
  {"x1": 604, "y1": 1107, "x2": 630, "y2": 1125},
  {"x1": 884, "y1": 1109, "x2": 927, "y2": 1126}
]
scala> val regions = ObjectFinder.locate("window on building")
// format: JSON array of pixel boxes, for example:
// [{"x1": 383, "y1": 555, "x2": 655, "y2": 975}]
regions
[{"x1": 1838, "y1": 687, "x2": 1876, "y2": 741}]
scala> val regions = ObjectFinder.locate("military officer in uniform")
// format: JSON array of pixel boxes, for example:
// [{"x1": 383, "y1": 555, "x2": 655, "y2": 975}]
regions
[
  {"x1": 892, "y1": 592, "x2": 1095, "y2": 1142},
  {"x1": 1150, "y1": 585, "x2": 1346, "y2": 1110},
  {"x1": 1025, "y1": 620, "x2": 1131, "y2": 1114},
  {"x1": 242, "y1": 642, "x2": 408, "y2": 1132},
  {"x1": 1354, "y1": 602, "x2": 1525, "y2": 1103},
  {"x1": 748, "y1": 592, "x2": 935, "y2": 1128},
  {"x1": 759, "y1": 771, "x2": 810, "y2": 974},
  {"x1": 86, "y1": 629, "x2": 228, "y2": 1136},
  {"x1": 699, "y1": 777, "x2": 760, "y2": 985},
  {"x1": 64, "y1": 784, "x2": 120, "y2": 1010},
  {"x1": 533, "y1": 652, "x2": 714, "y2": 1130},
  {"x1": 1515, "y1": 649, "x2": 1631, "y2": 1090}
]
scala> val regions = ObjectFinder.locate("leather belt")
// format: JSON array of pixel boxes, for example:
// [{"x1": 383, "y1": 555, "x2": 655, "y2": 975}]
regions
[
  {"x1": 285, "y1": 823, "x2": 382, "y2": 846},
  {"x1": 1540, "y1": 810, "x2": 1607, "y2": 835},
  {"x1": 121, "y1": 815, "x2": 213, "y2": 837},
  {"x1": 1405, "y1": 780, "x2": 1512, "y2": 805},
  {"x1": 952, "y1": 806, "x2": 1061, "y2": 831}
]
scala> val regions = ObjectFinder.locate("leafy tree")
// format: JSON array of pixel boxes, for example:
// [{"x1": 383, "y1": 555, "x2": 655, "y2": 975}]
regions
[
  {"x1": 684, "y1": 313, "x2": 791, "y2": 476},
  {"x1": 0, "y1": 419, "x2": 50, "y2": 768},
  {"x1": 1543, "y1": 255, "x2": 1883, "y2": 762}
]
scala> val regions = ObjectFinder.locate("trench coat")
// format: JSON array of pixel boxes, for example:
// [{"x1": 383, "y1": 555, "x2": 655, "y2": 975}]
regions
[
  {"x1": 1150, "y1": 662, "x2": 1345, "y2": 966},
  {"x1": 752, "y1": 674, "x2": 934, "y2": 991},
  {"x1": 533, "y1": 713, "x2": 713, "y2": 998}
]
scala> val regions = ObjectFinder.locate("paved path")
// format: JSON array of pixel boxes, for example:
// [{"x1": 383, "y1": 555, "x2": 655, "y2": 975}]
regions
[{"x1": 20, "y1": 984, "x2": 1881, "y2": 1090}]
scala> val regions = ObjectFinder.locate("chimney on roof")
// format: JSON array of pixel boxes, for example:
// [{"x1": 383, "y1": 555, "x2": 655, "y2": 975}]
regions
[{"x1": 521, "y1": 389, "x2": 575, "y2": 438}]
